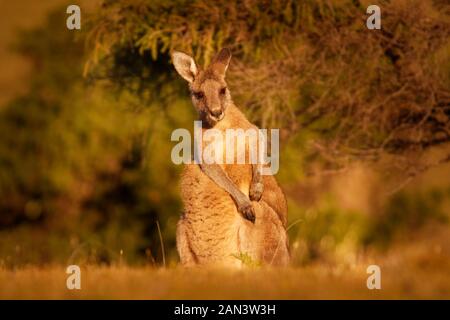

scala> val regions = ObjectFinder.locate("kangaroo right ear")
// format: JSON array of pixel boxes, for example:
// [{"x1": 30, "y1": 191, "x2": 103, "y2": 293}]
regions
[
  {"x1": 212, "y1": 48, "x2": 232, "y2": 77},
  {"x1": 171, "y1": 51, "x2": 198, "y2": 83}
]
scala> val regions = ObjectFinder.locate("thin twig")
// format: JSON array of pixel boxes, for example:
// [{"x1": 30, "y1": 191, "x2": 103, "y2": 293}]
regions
[{"x1": 156, "y1": 220, "x2": 166, "y2": 267}]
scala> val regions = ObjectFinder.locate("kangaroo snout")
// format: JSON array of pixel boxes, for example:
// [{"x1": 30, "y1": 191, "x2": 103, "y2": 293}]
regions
[
  {"x1": 210, "y1": 108, "x2": 223, "y2": 118},
  {"x1": 210, "y1": 109, "x2": 225, "y2": 121}
]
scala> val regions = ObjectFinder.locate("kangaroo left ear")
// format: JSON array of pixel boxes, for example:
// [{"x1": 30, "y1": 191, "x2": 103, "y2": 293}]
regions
[
  {"x1": 212, "y1": 48, "x2": 232, "y2": 77},
  {"x1": 172, "y1": 51, "x2": 198, "y2": 83}
]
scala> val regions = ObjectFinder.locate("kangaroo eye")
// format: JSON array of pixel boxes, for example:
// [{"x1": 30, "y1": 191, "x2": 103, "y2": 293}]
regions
[
  {"x1": 219, "y1": 87, "x2": 227, "y2": 95},
  {"x1": 193, "y1": 91, "x2": 204, "y2": 99}
]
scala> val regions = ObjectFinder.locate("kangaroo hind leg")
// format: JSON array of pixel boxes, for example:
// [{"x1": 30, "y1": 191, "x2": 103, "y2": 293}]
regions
[{"x1": 176, "y1": 217, "x2": 197, "y2": 266}]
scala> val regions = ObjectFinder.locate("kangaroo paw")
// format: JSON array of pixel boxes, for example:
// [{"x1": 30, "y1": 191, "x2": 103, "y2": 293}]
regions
[
  {"x1": 249, "y1": 181, "x2": 264, "y2": 201},
  {"x1": 238, "y1": 201, "x2": 255, "y2": 223}
]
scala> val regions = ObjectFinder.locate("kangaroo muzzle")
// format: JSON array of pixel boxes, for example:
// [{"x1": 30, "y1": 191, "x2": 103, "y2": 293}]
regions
[{"x1": 210, "y1": 110, "x2": 224, "y2": 121}]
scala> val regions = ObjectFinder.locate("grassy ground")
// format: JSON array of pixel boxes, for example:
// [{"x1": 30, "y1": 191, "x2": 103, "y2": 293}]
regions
[
  {"x1": 2, "y1": 227, "x2": 450, "y2": 300},
  {"x1": 1, "y1": 261, "x2": 449, "y2": 299},
  {"x1": 1, "y1": 227, "x2": 450, "y2": 299}
]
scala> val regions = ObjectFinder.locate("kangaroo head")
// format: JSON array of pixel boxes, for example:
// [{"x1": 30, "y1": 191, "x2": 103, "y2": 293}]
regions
[{"x1": 172, "y1": 48, "x2": 232, "y2": 127}]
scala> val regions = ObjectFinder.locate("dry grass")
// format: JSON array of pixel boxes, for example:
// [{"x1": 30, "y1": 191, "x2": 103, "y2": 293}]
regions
[
  {"x1": 1, "y1": 258, "x2": 449, "y2": 300},
  {"x1": 2, "y1": 224, "x2": 450, "y2": 300}
]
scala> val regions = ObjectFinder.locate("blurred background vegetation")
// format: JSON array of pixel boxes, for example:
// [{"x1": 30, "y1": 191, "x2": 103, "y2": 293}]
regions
[{"x1": 0, "y1": 0, "x2": 449, "y2": 270}]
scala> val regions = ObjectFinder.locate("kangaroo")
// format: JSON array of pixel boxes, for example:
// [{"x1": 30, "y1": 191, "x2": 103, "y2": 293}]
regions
[{"x1": 171, "y1": 48, "x2": 289, "y2": 267}]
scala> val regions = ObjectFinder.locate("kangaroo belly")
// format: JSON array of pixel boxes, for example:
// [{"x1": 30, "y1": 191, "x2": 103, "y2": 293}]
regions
[
  {"x1": 179, "y1": 164, "x2": 246, "y2": 266},
  {"x1": 178, "y1": 163, "x2": 289, "y2": 267}
]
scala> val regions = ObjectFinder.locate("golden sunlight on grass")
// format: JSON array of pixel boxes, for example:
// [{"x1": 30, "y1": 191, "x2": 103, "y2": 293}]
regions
[{"x1": 1, "y1": 259, "x2": 449, "y2": 300}]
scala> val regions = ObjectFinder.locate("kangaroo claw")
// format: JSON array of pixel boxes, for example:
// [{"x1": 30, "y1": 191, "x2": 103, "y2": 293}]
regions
[{"x1": 238, "y1": 201, "x2": 255, "y2": 223}]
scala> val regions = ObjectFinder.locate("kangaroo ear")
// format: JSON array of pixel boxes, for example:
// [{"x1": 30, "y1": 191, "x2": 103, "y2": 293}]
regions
[
  {"x1": 212, "y1": 48, "x2": 232, "y2": 77},
  {"x1": 172, "y1": 51, "x2": 198, "y2": 83}
]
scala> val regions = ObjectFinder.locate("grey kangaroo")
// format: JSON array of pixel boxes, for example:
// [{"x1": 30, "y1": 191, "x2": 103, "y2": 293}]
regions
[{"x1": 172, "y1": 48, "x2": 289, "y2": 267}]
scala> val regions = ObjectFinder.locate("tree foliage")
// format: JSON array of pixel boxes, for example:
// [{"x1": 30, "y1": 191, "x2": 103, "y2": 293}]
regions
[{"x1": 86, "y1": 0, "x2": 450, "y2": 173}]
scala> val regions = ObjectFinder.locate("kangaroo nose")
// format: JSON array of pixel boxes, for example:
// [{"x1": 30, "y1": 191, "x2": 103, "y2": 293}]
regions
[{"x1": 210, "y1": 109, "x2": 223, "y2": 118}]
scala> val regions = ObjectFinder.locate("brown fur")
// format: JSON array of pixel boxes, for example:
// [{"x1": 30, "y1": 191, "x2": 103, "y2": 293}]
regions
[{"x1": 172, "y1": 49, "x2": 289, "y2": 267}]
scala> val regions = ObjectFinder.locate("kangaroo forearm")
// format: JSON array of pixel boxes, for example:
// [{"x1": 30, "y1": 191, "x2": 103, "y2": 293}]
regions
[
  {"x1": 252, "y1": 163, "x2": 262, "y2": 184},
  {"x1": 249, "y1": 163, "x2": 264, "y2": 201},
  {"x1": 199, "y1": 163, "x2": 247, "y2": 204},
  {"x1": 200, "y1": 163, "x2": 256, "y2": 223}
]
